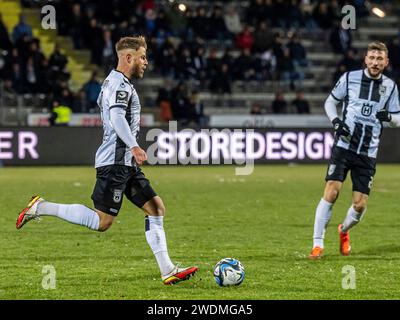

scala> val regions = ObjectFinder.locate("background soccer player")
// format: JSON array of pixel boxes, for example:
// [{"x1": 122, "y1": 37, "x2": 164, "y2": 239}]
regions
[
  {"x1": 309, "y1": 42, "x2": 400, "y2": 259},
  {"x1": 16, "y1": 36, "x2": 198, "y2": 284}
]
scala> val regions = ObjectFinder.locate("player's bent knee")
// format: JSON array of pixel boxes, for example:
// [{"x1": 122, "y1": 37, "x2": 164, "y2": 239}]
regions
[
  {"x1": 156, "y1": 202, "x2": 166, "y2": 216},
  {"x1": 352, "y1": 193, "x2": 368, "y2": 213},
  {"x1": 153, "y1": 196, "x2": 166, "y2": 216},
  {"x1": 324, "y1": 183, "x2": 340, "y2": 202},
  {"x1": 353, "y1": 201, "x2": 367, "y2": 214}
]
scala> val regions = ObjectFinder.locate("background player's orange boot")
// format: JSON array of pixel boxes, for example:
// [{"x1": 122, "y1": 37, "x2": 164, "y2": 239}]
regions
[
  {"x1": 309, "y1": 246, "x2": 324, "y2": 260},
  {"x1": 338, "y1": 224, "x2": 351, "y2": 255}
]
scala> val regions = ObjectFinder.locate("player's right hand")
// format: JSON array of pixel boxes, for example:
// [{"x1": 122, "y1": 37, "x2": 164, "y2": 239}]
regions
[
  {"x1": 332, "y1": 117, "x2": 351, "y2": 139},
  {"x1": 131, "y1": 146, "x2": 147, "y2": 165}
]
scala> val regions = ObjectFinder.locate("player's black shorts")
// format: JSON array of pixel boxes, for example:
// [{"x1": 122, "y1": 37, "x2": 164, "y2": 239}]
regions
[
  {"x1": 91, "y1": 165, "x2": 157, "y2": 216},
  {"x1": 325, "y1": 146, "x2": 376, "y2": 195}
]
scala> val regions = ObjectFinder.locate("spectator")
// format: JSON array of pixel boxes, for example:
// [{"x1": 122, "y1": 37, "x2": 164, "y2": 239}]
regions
[
  {"x1": 209, "y1": 62, "x2": 232, "y2": 95},
  {"x1": 287, "y1": 0, "x2": 303, "y2": 29},
  {"x1": 0, "y1": 13, "x2": 12, "y2": 51},
  {"x1": 209, "y1": 5, "x2": 229, "y2": 42},
  {"x1": 73, "y1": 90, "x2": 90, "y2": 113},
  {"x1": 191, "y1": 6, "x2": 210, "y2": 40},
  {"x1": 288, "y1": 33, "x2": 308, "y2": 68},
  {"x1": 313, "y1": 2, "x2": 335, "y2": 30},
  {"x1": 156, "y1": 38, "x2": 176, "y2": 78},
  {"x1": 85, "y1": 18, "x2": 103, "y2": 65},
  {"x1": 101, "y1": 29, "x2": 115, "y2": 74},
  {"x1": 250, "y1": 103, "x2": 263, "y2": 115},
  {"x1": 189, "y1": 90, "x2": 206, "y2": 126},
  {"x1": 157, "y1": 88, "x2": 173, "y2": 123},
  {"x1": 12, "y1": 14, "x2": 32, "y2": 44},
  {"x1": 170, "y1": 82, "x2": 191, "y2": 123},
  {"x1": 206, "y1": 47, "x2": 221, "y2": 80},
  {"x1": 253, "y1": 21, "x2": 274, "y2": 54},
  {"x1": 224, "y1": 5, "x2": 243, "y2": 36},
  {"x1": 236, "y1": 24, "x2": 254, "y2": 51},
  {"x1": 3, "y1": 79, "x2": 17, "y2": 95},
  {"x1": 340, "y1": 48, "x2": 362, "y2": 72},
  {"x1": 272, "y1": 91, "x2": 288, "y2": 114},
  {"x1": 155, "y1": 9, "x2": 170, "y2": 34},
  {"x1": 245, "y1": 0, "x2": 266, "y2": 27},
  {"x1": 291, "y1": 90, "x2": 310, "y2": 114},
  {"x1": 11, "y1": 63, "x2": 25, "y2": 93},
  {"x1": 58, "y1": 88, "x2": 74, "y2": 109},
  {"x1": 329, "y1": 22, "x2": 352, "y2": 54},
  {"x1": 49, "y1": 100, "x2": 72, "y2": 126},
  {"x1": 69, "y1": 3, "x2": 83, "y2": 49},
  {"x1": 27, "y1": 39, "x2": 45, "y2": 70},
  {"x1": 175, "y1": 47, "x2": 195, "y2": 81},
  {"x1": 24, "y1": 57, "x2": 39, "y2": 93},
  {"x1": 37, "y1": 58, "x2": 53, "y2": 93},
  {"x1": 15, "y1": 34, "x2": 31, "y2": 61},
  {"x1": 288, "y1": 33, "x2": 308, "y2": 84},
  {"x1": 300, "y1": 0, "x2": 318, "y2": 31},
  {"x1": 49, "y1": 44, "x2": 68, "y2": 71},
  {"x1": 278, "y1": 47, "x2": 298, "y2": 90},
  {"x1": 234, "y1": 48, "x2": 257, "y2": 81},
  {"x1": 260, "y1": 49, "x2": 277, "y2": 80},
  {"x1": 144, "y1": 9, "x2": 157, "y2": 36},
  {"x1": 82, "y1": 72, "x2": 101, "y2": 109},
  {"x1": 191, "y1": 46, "x2": 207, "y2": 85}
]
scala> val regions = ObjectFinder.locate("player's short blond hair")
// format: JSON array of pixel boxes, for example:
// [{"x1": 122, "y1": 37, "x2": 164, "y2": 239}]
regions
[
  {"x1": 115, "y1": 36, "x2": 147, "y2": 53},
  {"x1": 367, "y1": 41, "x2": 388, "y2": 56}
]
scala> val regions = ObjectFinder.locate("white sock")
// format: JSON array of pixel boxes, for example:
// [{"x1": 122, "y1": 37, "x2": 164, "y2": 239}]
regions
[
  {"x1": 313, "y1": 198, "x2": 333, "y2": 248},
  {"x1": 145, "y1": 215, "x2": 175, "y2": 276},
  {"x1": 36, "y1": 201, "x2": 100, "y2": 231},
  {"x1": 341, "y1": 206, "x2": 365, "y2": 233}
]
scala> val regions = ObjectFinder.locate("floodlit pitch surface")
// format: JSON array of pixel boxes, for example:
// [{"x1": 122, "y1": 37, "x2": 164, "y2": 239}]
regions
[{"x1": 1, "y1": 165, "x2": 399, "y2": 299}]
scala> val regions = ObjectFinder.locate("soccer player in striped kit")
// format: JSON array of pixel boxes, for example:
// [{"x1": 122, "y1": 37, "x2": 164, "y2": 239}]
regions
[
  {"x1": 309, "y1": 42, "x2": 400, "y2": 259},
  {"x1": 16, "y1": 36, "x2": 198, "y2": 284}
]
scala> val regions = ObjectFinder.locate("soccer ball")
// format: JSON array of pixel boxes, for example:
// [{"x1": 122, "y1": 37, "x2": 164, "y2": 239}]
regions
[{"x1": 213, "y1": 258, "x2": 245, "y2": 286}]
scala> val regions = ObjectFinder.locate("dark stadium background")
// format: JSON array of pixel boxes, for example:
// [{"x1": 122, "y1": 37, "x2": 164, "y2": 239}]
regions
[{"x1": 1, "y1": 0, "x2": 399, "y2": 167}]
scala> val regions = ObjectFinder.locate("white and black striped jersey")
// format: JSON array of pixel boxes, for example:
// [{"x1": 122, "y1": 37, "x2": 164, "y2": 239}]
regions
[
  {"x1": 95, "y1": 70, "x2": 141, "y2": 168},
  {"x1": 330, "y1": 68, "x2": 400, "y2": 158}
]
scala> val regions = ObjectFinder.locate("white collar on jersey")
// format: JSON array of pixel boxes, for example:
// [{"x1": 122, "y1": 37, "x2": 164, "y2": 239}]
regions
[{"x1": 363, "y1": 68, "x2": 383, "y2": 82}]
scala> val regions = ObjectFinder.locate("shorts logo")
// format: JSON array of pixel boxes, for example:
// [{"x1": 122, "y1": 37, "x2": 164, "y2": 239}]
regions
[
  {"x1": 113, "y1": 189, "x2": 123, "y2": 203},
  {"x1": 328, "y1": 164, "x2": 336, "y2": 176},
  {"x1": 116, "y1": 91, "x2": 129, "y2": 104}
]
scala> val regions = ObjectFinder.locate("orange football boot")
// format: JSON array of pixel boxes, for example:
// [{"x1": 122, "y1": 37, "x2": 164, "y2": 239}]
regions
[
  {"x1": 309, "y1": 246, "x2": 324, "y2": 260},
  {"x1": 338, "y1": 224, "x2": 351, "y2": 256}
]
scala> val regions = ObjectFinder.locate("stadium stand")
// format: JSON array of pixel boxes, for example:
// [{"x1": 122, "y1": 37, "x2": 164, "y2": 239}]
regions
[{"x1": 0, "y1": 0, "x2": 399, "y2": 126}]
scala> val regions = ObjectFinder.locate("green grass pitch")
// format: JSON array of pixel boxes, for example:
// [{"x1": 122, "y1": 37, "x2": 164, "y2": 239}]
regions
[{"x1": 1, "y1": 164, "x2": 400, "y2": 299}]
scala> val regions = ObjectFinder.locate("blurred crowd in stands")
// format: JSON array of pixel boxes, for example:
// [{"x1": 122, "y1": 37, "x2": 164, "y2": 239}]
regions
[{"x1": 0, "y1": 0, "x2": 399, "y2": 124}]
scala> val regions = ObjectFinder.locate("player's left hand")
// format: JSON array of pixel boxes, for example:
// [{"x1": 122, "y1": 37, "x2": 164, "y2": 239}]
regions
[
  {"x1": 376, "y1": 109, "x2": 392, "y2": 122},
  {"x1": 131, "y1": 146, "x2": 147, "y2": 165}
]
